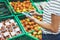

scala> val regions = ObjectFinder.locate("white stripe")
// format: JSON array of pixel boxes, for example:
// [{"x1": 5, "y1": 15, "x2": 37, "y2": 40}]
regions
[
  {"x1": 43, "y1": 10, "x2": 48, "y2": 14},
  {"x1": 43, "y1": 11, "x2": 51, "y2": 16},
  {"x1": 50, "y1": 6, "x2": 60, "y2": 10},
  {"x1": 43, "y1": 15, "x2": 51, "y2": 20},
  {"x1": 43, "y1": 18, "x2": 51, "y2": 21},
  {"x1": 48, "y1": 1, "x2": 60, "y2": 9},
  {"x1": 43, "y1": 19, "x2": 51, "y2": 23},
  {"x1": 43, "y1": 14, "x2": 51, "y2": 18},
  {"x1": 48, "y1": 0, "x2": 60, "y2": 4},
  {"x1": 43, "y1": 20, "x2": 51, "y2": 23}
]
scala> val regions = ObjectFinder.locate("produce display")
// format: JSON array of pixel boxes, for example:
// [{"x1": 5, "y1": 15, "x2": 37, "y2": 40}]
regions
[
  {"x1": 21, "y1": 14, "x2": 42, "y2": 40},
  {"x1": 10, "y1": 1, "x2": 35, "y2": 13},
  {"x1": 0, "y1": 19, "x2": 21, "y2": 40},
  {"x1": 0, "y1": 2, "x2": 11, "y2": 16},
  {"x1": 0, "y1": 0, "x2": 43, "y2": 40}
]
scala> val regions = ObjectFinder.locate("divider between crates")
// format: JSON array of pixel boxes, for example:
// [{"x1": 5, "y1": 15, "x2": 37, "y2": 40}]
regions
[
  {"x1": 9, "y1": 33, "x2": 38, "y2": 40},
  {"x1": 0, "y1": 0, "x2": 44, "y2": 40}
]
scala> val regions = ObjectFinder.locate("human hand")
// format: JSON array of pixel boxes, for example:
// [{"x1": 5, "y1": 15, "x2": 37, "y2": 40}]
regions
[{"x1": 29, "y1": 10, "x2": 43, "y2": 16}]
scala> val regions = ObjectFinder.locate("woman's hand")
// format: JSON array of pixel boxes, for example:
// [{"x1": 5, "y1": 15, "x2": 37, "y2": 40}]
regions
[{"x1": 29, "y1": 10, "x2": 43, "y2": 16}]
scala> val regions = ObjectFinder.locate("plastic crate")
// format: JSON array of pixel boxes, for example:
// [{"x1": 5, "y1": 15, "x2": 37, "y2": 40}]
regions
[
  {"x1": 9, "y1": 33, "x2": 38, "y2": 40},
  {"x1": 16, "y1": 15, "x2": 42, "y2": 40},
  {"x1": 0, "y1": 1, "x2": 13, "y2": 17},
  {"x1": 16, "y1": 15, "x2": 28, "y2": 33},
  {"x1": 6, "y1": 0, "x2": 37, "y2": 15},
  {"x1": 0, "y1": 15, "x2": 25, "y2": 40}
]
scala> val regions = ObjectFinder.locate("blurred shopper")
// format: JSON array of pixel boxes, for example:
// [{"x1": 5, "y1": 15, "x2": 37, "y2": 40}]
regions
[{"x1": 28, "y1": 0, "x2": 60, "y2": 40}]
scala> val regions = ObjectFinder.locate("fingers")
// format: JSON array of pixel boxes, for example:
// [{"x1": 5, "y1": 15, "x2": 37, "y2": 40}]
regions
[
  {"x1": 29, "y1": 10, "x2": 35, "y2": 13},
  {"x1": 30, "y1": 10, "x2": 43, "y2": 16}
]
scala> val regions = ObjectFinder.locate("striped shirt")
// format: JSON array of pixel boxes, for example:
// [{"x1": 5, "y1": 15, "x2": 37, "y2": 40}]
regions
[{"x1": 42, "y1": 0, "x2": 60, "y2": 34}]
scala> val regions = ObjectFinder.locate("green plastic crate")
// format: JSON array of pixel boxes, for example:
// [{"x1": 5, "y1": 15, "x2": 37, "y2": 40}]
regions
[
  {"x1": 16, "y1": 15, "x2": 42, "y2": 40},
  {"x1": 6, "y1": 0, "x2": 29, "y2": 15},
  {"x1": 6, "y1": 0, "x2": 39, "y2": 15},
  {"x1": 9, "y1": 33, "x2": 38, "y2": 40},
  {"x1": 0, "y1": 15, "x2": 25, "y2": 40},
  {"x1": 0, "y1": 1, "x2": 13, "y2": 17}
]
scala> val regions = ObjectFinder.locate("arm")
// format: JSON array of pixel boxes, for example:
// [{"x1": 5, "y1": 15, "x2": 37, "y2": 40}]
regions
[
  {"x1": 51, "y1": 14, "x2": 60, "y2": 32},
  {"x1": 31, "y1": 14, "x2": 60, "y2": 33}
]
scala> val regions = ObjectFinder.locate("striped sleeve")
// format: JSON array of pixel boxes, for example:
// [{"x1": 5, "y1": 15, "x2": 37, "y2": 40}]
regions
[
  {"x1": 47, "y1": 0, "x2": 60, "y2": 15},
  {"x1": 43, "y1": 1, "x2": 52, "y2": 24},
  {"x1": 43, "y1": 0, "x2": 60, "y2": 24},
  {"x1": 43, "y1": 0, "x2": 60, "y2": 34}
]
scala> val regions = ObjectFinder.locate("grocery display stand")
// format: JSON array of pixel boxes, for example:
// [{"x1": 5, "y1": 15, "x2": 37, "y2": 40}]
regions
[
  {"x1": 0, "y1": 0, "x2": 38, "y2": 40},
  {"x1": 0, "y1": 0, "x2": 48, "y2": 40}
]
